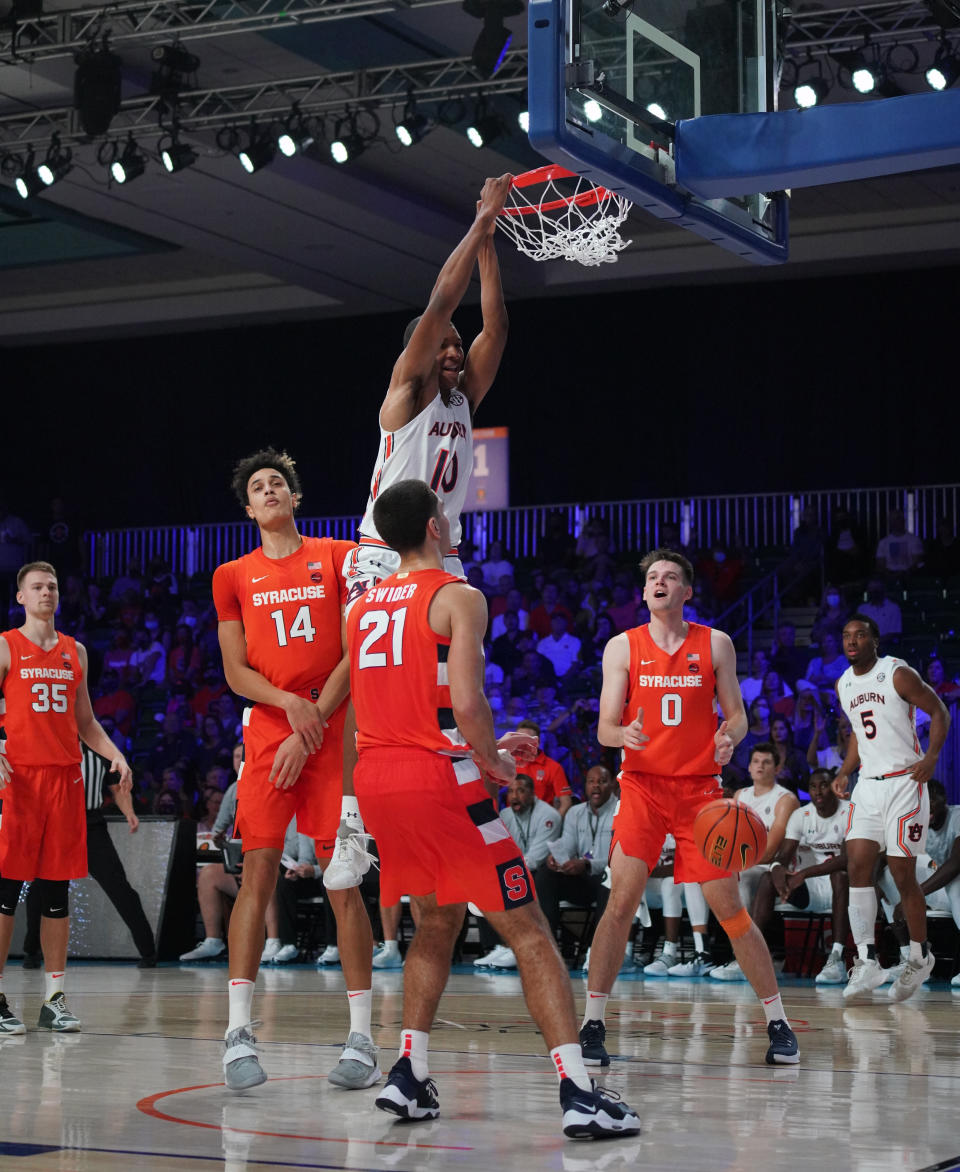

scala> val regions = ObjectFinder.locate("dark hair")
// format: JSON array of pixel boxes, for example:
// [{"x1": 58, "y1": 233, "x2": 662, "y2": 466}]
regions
[
  {"x1": 372, "y1": 479, "x2": 439, "y2": 554},
  {"x1": 928, "y1": 778, "x2": 946, "y2": 801},
  {"x1": 639, "y1": 547, "x2": 694, "y2": 586},
  {"x1": 17, "y1": 560, "x2": 57, "y2": 589},
  {"x1": 748, "y1": 697, "x2": 770, "y2": 722},
  {"x1": 513, "y1": 773, "x2": 535, "y2": 791},
  {"x1": 809, "y1": 767, "x2": 835, "y2": 786},
  {"x1": 517, "y1": 719, "x2": 541, "y2": 736},
  {"x1": 749, "y1": 740, "x2": 777, "y2": 764},
  {"x1": 402, "y1": 314, "x2": 424, "y2": 348},
  {"x1": 231, "y1": 447, "x2": 302, "y2": 508},
  {"x1": 770, "y1": 714, "x2": 794, "y2": 745},
  {"x1": 847, "y1": 612, "x2": 880, "y2": 640}
]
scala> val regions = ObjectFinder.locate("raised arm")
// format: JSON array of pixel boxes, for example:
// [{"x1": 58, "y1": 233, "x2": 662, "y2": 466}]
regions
[
  {"x1": 460, "y1": 236, "x2": 508, "y2": 412},
  {"x1": 894, "y1": 664, "x2": 951, "y2": 784},
  {"x1": 381, "y1": 175, "x2": 512, "y2": 430}
]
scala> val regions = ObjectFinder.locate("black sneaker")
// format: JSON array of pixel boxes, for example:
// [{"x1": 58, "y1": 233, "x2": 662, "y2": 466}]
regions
[
  {"x1": 579, "y1": 1019, "x2": 610, "y2": 1067},
  {"x1": 0, "y1": 993, "x2": 26, "y2": 1035},
  {"x1": 375, "y1": 1057, "x2": 440, "y2": 1120},
  {"x1": 560, "y1": 1078, "x2": 641, "y2": 1139},
  {"x1": 765, "y1": 1019, "x2": 800, "y2": 1065}
]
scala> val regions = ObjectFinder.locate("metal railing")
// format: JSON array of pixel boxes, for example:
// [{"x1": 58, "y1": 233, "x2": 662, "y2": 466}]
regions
[{"x1": 84, "y1": 482, "x2": 960, "y2": 580}]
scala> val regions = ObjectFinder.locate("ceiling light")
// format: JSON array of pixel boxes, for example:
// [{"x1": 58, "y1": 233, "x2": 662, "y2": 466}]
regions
[
  {"x1": 150, "y1": 44, "x2": 200, "y2": 73},
  {"x1": 110, "y1": 138, "x2": 145, "y2": 184},
  {"x1": 239, "y1": 134, "x2": 275, "y2": 174},
  {"x1": 14, "y1": 152, "x2": 42, "y2": 199},
  {"x1": 161, "y1": 138, "x2": 197, "y2": 173},
  {"x1": 466, "y1": 111, "x2": 502, "y2": 148},
  {"x1": 926, "y1": 40, "x2": 960, "y2": 88},
  {"x1": 518, "y1": 109, "x2": 529, "y2": 132},
  {"x1": 794, "y1": 77, "x2": 829, "y2": 107},
  {"x1": 276, "y1": 108, "x2": 315, "y2": 157},
  {"x1": 330, "y1": 132, "x2": 364, "y2": 164},
  {"x1": 37, "y1": 135, "x2": 72, "y2": 186},
  {"x1": 396, "y1": 112, "x2": 428, "y2": 147}
]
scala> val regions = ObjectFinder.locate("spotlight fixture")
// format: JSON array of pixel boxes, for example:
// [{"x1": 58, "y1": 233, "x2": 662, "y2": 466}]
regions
[
  {"x1": 161, "y1": 136, "x2": 197, "y2": 173},
  {"x1": 466, "y1": 101, "x2": 502, "y2": 148},
  {"x1": 73, "y1": 38, "x2": 122, "y2": 137},
  {"x1": 150, "y1": 43, "x2": 200, "y2": 74},
  {"x1": 110, "y1": 136, "x2": 146, "y2": 184},
  {"x1": 463, "y1": 0, "x2": 523, "y2": 79},
  {"x1": 37, "y1": 134, "x2": 72, "y2": 186},
  {"x1": 832, "y1": 45, "x2": 878, "y2": 93},
  {"x1": 239, "y1": 138, "x2": 275, "y2": 174},
  {"x1": 277, "y1": 107, "x2": 315, "y2": 156},
  {"x1": 330, "y1": 110, "x2": 376, "y2": 163},
  {"x1": 926, "y1": 38, "x2": 960, "y2": 88},
  {"x1": 518, "y1": 109, "x2": 529, "y2": 132},
  {"x1": 13, "y1": 149, "x2": 42, "y2": 198},
  {"x1": 794, "y1": 76, "x2": 830, "y2": 107},
  {"x1": 330, "y1": 132, "x2": 365, "y2": 164},
  {"x1": 395, "y1": 94, "x2": 428, "y2": 147}
]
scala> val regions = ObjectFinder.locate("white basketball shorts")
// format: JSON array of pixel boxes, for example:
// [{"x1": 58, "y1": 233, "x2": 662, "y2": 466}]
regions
[
  {"x1": 847, "y1": 774, "x2": 929, "y2": 858},
  {"x1": 344, "y1": 544, "x2": 464, "y2": 613}
]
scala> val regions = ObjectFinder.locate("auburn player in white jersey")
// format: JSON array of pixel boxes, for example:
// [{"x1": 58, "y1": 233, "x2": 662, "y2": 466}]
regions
[
  {"x1": 344, "y1": 175, "x2": 511, "y2": 604},
  {"x1": 834, "y1": 614, "x2": 950, "y2": 1002}
]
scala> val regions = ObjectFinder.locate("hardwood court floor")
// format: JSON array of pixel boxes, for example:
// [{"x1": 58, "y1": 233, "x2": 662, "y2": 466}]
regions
[{"x1": 1, "y1": 962, "x2": 958, "y2": 1172}]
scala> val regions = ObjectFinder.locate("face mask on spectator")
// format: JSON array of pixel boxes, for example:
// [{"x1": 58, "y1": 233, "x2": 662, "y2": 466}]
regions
[
  {"x1": 826, "y1": 593, "x2": 840, "y2": 606},
  {"x1": 145, "y1": 619, "x2": 159, "y2": 631},
  {"x1": 181, "y1": 615, "x2": 197, "y2": 627}
]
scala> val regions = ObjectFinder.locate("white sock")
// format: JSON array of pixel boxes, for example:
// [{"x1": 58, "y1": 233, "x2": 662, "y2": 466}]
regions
[
  {"x1": 899, "y1": 944, "x2": 910, "y2": 961},
  {"x1": 380, "y1": 940, "x2": 400, "y2": 955},
  {"x1": 44, "y1": 970, "x2": 65, "y2": 1000},
  {"x1": 227, "y1": 978, "x2": 255, "y2": 1034},
  {"x1": 347, "y1": 988, "x2": 372, "y2": 1037},
  {"x1": 761, "y1": 993, "x2": 788, "y2": 1026},
  {"x1": 662, "y1": 940, "x2": 678, "y2": 958},
  {"x1": 551, "y1": 1043, "x2": 592, "y2": 1091},
  {"x1": 264, "y1": 937, "x2": 280, "y2": 951},
  {"x1": 341, "y1": 795, "x2": 364, "y2": 835},
  {"x1": 693, "y1": 932, "x2": 706, "y2": 953},
  {"x1": 830, "y1": 942, "x2": 844, "y2": 958},
  {"x1": 582, "y1": 991, "x2": 608, "y2": 1027},
  {"x1": 848, "y1": 887, "x2": 878, "y2": 959},
  {"x1": 399, "y1": 1028, "x2": 429, "y2": 1081},
  {"x1": 908, "y1": 940, "x2": 928, "y2": 964}
]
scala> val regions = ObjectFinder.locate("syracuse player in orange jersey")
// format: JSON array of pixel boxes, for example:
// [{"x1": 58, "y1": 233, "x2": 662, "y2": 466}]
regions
[
  {"x1": 582, "y1": 548, "x2": 800, "y2": 1067},
  {"x1": 212, "y1": 448, "x2": 376, "y2": 1092},
  {"x1": 0, "y1": 561, "x2": 131, "y2": 1035},
  {"x1": 346, "y1": 479, "x2": 640, "y2": 1140}
]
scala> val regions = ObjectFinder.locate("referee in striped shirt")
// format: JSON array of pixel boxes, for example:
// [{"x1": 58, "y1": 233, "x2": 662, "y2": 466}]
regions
[{"x1": 23, "y1": 744, "x2": 157, "y2": 966}]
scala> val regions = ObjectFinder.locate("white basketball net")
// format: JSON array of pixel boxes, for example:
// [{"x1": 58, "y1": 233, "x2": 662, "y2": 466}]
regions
[{"x1": 496, "y1": 169, "x2": 632, "y2": 267}]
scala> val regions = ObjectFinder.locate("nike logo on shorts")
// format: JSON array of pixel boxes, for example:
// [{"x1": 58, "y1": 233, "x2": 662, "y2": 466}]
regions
[{"x1": 252, "y1": 575, "x2": 269, "y2": 583}]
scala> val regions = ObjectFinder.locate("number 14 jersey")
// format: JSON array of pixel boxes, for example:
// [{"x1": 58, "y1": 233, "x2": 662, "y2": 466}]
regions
[
  {"x1": 212, "y1": 537, "x2": 354, "y2": 699},
  {"x1": 621, "y1": 622, "x2": 719, "y2": 777}
]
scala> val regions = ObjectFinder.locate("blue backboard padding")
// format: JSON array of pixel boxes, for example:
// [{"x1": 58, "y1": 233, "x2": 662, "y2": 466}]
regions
[{"x1": 675, "y1": 90, "x2": 960, "y2": 198}]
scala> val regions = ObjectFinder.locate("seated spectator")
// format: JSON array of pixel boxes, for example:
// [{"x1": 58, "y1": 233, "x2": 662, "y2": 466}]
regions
[
  {"x1": 580, "y1": 532, "x2": 616, "y2": 582},
  {"x1": 536, "y1": 611, "x2": 582, "y2": 680},
  {"x1": 538, "y1": 511, "x2": 576, "y2": 570},
  {"x1": 875, "y1": 508, "x2": 924, "y2": 575},
  {"x1": 490, "y1": 588, "x2": 529, "y2": 639},
  {"x1": 58, "y1": 573, "x2": 91, "y2": 631},
  {"x1": 762, "y1": 669, "x2": 795, "y2": 719},
  {"x1": 146, "y1": 556, "x2": 179, "y2": 607},
  {"x1": 859, "y1": 579, "x2": 902, "y2": 637},
  {"x1": 109, "y1": 559, "x2": 144, "y2": 602},
  {"x1": 739, "y1": 649, "x2": 770, "y2": 707},
  {"x1": 769, "y1": 622, "x2": 808, "y2": 689},
  {"x1": 191, "y1": 665, "x2": 230, "y2": 721},
  {"x1": 465, "y1": 564, "x2": 489, "y2": 596},
  {"x1": 93, "y1": 669, "x2": 136, "y2": 737},
  {"x1": 791, "y1": 686, "x2": 822, "y2": 754},
  {"x1": 749, "y1": 768, "x2": 850, "y2": 985},
  {"x1": 215, "y1": 691, "x2": 243, "y2": 741},
  {"x1": 203, "y1": 763, "x2": 232, "y2": 794},
  {"x1": 605, "y1": 581, "x2": 639, "y2": 634},
  {"x1": 474, "y1": 774, "x2": 563, "y2": 967},
  {"x1": 153, "y1": 786, "x2": 191, "y2": 817},
  {"x1": 925, "y1": 658, "x2": 960, "y2": 705},
  {"x1": 827, "y1": 508, "x2": 867, "y2": 585},
  {"x1": 878, "y1": 779, "x2": 960, "y2": 987},
  {"x1": 197, "y1": 787, "x2": 224, "y2": 835},
  {"x1": 180, "y1": 781, "x2": 239, "y2": 961},
  {"x1": 510, "y1": 648, "x2": 558, "y2": 697},
  {"x1": 804, "y1": 632, "x2": 846, "y2": 692},
  {"x1": 481, "y1": 540, "x2": 513, "y2": 588},
  {"x1": 531, "y1": 765, "x2": 616, "y2": 946},
  {"x1": 770, "y1": 714, "x2": 810, "y2": 797},
  {"x1": 168, "y1": 623, "x2": 203, "y2": 687},
  {"x1": 925, "y1": 516, "x2": 960, "y2": 578},
  {"x1": 696, "y1": 545, "x2": 744, "y2": 609},
  {"x1": 807, "y1": 708, "x2": 855, "y2": 777},
  {"x1": 146, "y1": 713, "x2": 198, "y2": 781},
  {"x1": 103, "y1": 628, "x2": 137, "y2": 686},
  {"x1": 490, "y1": 610, "x2": 525, "y2": 673},
  {"x1": 494, "y1": 695, "x2": 529, "y2": 738},
  {"x1": 129, "y1": 625, "x2": 166, "y2": 687},
  {"x1": 580, "y1": 612, "x2": 615, "y2": 668},
  {"x1": 487, "y1": 573, "x2": 516, "y2": 622},
  {"x1": 484, "y1": 655, "x2": 505, "y2": 691},
  {"x1": 810, "y1": 585, "x2": 849, "y2": 648},
  {"x1": 98, "y1": 713, "x2": 130, "y2": 756},
  {"x1": 575, "y1": 515, "x2": 609, "y2": 561},
  {"x1": 731, "y1": 697, "x2": 773, "y2": 776},
  {"x1": 512, "y1": 719, "x2": 573, "y2": 815},
  {"x1": 529, "y1": 581, "x2": 575, "y2": 639}
]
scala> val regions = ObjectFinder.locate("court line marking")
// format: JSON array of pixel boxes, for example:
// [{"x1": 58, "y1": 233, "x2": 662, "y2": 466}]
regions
[
  {"x1": 136, "y1": 1078, "x2": 473, "y2": 1150},
  {"x1": 3, "y1": 1144, "x2": 382, "y2": 1171}
]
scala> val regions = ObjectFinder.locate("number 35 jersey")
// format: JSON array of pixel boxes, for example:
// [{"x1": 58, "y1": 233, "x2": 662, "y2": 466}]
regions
[
  {"x1": 837, "y1": 655, "x2": 921, "y2": 780},
  {"x1": 621, "y1": 622, "x2": 719, "y2": 777},
  {"x1": 212, "y1": 537, "x2": 355, "y2": 700},
  {"x1": 0, "y1": 629, "x2": 82, "y2": 767}
]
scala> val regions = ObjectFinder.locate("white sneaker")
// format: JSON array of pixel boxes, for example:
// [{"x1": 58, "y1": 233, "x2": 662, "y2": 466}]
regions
[
  {"x1": 180, "y1": 938, "x2": 226, "y2": 961},
  {"x1": 316, "y1": 945, "x2": 341, "y2": 966},
  {"x1": 323, "y1": 830, "x2": 378, "y2": 892},
  {"x1": 879, "y1": 961, "x2": 907, "y2": 986},
  {"x1": 488, "y1": 946, "x2": 517, "y2": 969},
  {"x1": 272, "y1": 943, "x2": 299, "y2": 964},
  {"x1": 669, "y1": 952, "x2": 716, "y2": 977},
  {"x1": 842, "y1": 957, "x2": 886, "y2": 1001},
  {"x1": 815, "y1": 955, "x2": 847, "y2": 985},
  {"x1": 709, "y1": 960, "x2": 744, "y2": 981},
  {"x1": 474, "y1": 945, "x2": 508, "y2": 967},
  {"x1": 260, "y1": 938, "x2": 281, "y2": 964},
  {"x1": 643, "y1": 956, "x2": 672, "y2": 976},
  {"x1": 952, "y1": 971, "x2": 960, "y2": 989},
  {"x1": 372, "y1": 944, "x2": 403, "y2": 970},
  {"x1": 888, "y1": 950, "x2": 936, "y2": 1002}
]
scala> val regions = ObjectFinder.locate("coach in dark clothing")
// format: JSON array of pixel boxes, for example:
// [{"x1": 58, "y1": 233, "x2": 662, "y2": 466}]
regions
[{"x1": 23, "y1": 745, "x2": 157, "y2": 967}]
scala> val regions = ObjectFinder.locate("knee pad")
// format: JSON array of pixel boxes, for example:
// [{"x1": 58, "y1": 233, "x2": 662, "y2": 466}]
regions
[
  {"x1": 0, "y1": 877, "x2": 24, "y2": 915},
  {"x1": 719, "y1": 906, "x2": 753, "y2": 941},
  {"x1": 37, "y1": 879, "x2": 69, "y2": 919}
]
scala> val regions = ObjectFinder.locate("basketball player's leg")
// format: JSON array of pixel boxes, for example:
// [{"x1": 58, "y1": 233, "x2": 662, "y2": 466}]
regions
[
  {"x1": 400, "y1": 892, "x2": 464, "y2": 1032},
  {"x1": 323, "y1": 703, "x2": 376, "y2": 890},
  {"x1": 228, "y1": 847, "x2": 282, "y2": 981},
  {"x1": 0, "y1": 878, "x2": 27, "y2": 1035},
  {"x1": 587, "y1": 845, "x2": 650, "y2": 995},
  {"x1": 750, "y1": 869, "x2": 780, "y2": 934}
]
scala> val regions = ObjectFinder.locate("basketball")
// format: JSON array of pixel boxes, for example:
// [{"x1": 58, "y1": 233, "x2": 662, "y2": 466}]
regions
[{"x1": 693, "y1": 799, "x2": 767, "y2": 872}]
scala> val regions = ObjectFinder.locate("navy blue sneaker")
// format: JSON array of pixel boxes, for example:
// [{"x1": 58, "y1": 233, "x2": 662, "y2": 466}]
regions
[
  {"x1": 765, "y1": 1019, "x2": 800, "y2": 1065},
  {"x1": 579, "y1": 1019, "x2": 610, "y2": 1067},
  {"x1": 374, "y1": 1057, "x2": 440, "y2": 1120},
  {"x1": 560, "y1": 1078, "x2": 641, "y2": 1139}
]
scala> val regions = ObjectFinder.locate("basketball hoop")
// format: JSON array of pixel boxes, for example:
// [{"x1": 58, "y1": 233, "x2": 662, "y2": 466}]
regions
[{"x1": 496, "y1": 164, "x2": 632, "y2": 266}]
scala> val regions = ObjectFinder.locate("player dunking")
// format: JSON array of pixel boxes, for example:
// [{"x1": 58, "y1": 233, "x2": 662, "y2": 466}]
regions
[
  {"x1": 212, "y1": 449, "x2": 377, "y2": 1090},
  {"x1": 0, "y1": 561, "x2": 131, "y2": 1034},
  {"x1": 583, "y1": 549, "x2": 800, "y2": 1066},
  {"x1": 834, "y1": 614, "x2": 950, "y2": 1002},
  {"x1": 346, "y1": 480, "x2": 640, "y2": 1139}
]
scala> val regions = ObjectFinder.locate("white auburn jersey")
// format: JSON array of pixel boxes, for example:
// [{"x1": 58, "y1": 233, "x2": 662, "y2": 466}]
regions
[
  {"x1": 785, "y1": 800, "x2": 851, "y2": 870},
  {"x1": 359, "y1": 389, "x2": 473, "y2": 548},
  {"x1": 837, "y1": 655, "x2": 921, "y2": 780},
  {"x1": 735, "y1": 784, "x2": 793, "y2": 830}
]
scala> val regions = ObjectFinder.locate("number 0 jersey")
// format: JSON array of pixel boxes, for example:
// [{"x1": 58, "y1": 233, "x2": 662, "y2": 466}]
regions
[
  {"x1": 621, "y1": 622, "x2": 719, "y2": 777},
  {"x1": 0, "y1": 629, "x2": 82, "y2": 767},
  {"x1": 359, "y1": 391, "x2": 473, "y2": 548},
  {"x1": 212, "y1": 536, "x2": 355, "y2": 700},
  {"x1": 347, "y1": 568, "x2": 472, "y2": 757},
  {"x1": 837, "y1": 655, "x2": 922, "y2": 780}
]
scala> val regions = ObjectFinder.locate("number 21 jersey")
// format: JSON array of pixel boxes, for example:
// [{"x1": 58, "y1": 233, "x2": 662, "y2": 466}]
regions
[
  {"x1": 212, "y1": 537, "x2": 354, "y2": 701},
  {"x1": 621, "y1": 622, "x2": 719, "y2": 777}
]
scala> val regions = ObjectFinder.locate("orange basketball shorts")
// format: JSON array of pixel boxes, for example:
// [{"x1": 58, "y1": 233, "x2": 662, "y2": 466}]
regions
[
  {"x1": 0, "y1": 763, "x2": 87, "y2": 881},
  {"x1": 613, "y1": 771, "x2": 731, "y2": 884},
  {"x1": 236, "y1": 701, "x2": 346, "y2": 855},
  {"x1": 354, "y1": 747, "x2": 535, "y2": 912}
]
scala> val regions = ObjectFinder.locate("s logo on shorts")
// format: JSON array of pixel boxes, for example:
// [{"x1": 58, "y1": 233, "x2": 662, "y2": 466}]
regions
[{"x1": 496, "y1": 857, "x2": 534, "y2": 909}]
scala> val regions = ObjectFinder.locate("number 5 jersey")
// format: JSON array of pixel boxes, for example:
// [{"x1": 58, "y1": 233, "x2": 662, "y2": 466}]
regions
[{"x1": 837, "y1": 655, "x2": 921, "y2": 780}]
